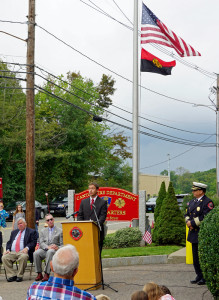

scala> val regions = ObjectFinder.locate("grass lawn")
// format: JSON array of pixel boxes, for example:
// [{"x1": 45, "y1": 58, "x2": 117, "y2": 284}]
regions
[{"x1": 101, "y1": 245, "x2": 183, "y2": 258}]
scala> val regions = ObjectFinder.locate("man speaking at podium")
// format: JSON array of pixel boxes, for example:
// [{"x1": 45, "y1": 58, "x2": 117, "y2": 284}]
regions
[{"x1": 77, "y1": 183, "x2": 107, "y2": 252}]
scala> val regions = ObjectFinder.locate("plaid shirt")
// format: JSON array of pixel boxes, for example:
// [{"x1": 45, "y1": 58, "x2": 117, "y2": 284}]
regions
[{"x1": 27, "y1": 276, "x2": 96, "y2": 300}]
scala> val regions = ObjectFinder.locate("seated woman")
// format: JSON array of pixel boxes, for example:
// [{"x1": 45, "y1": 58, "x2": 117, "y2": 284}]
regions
[{"x1": 143, "y1": 282, "x2": 163, "y2": 300}]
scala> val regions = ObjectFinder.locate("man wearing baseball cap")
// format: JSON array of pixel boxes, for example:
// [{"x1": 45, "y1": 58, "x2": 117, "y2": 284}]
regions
[{"x1": 185, "y1": 182, "x2": 214, "y2": 285}]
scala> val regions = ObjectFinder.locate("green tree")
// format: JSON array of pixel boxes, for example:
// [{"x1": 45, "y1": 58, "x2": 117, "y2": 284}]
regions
[
  {"x1": 34, "y1": 73, "x2": 114, "y2": 199},
  {"x1": 154, "y1": 181, "x2": 166, "y2": 222},
  {"x1": 0, "y1": 63, "x2": 132, "y2": 203},
  {"x1": 97, "y1": 74, "x2": 116, "y2": 108},
  {"x1": 0, "y1": 61, "x2": 26, "y2": 202},
  {"x1": 98, "y1": 160, "x2": 132, "y2": 191},
  {"x1": 199, "y1": 207, "x2": 219, "y2": 299},
  {"x1": 153, "y1": 182, "x2": 185, "y2": 245},
  {"x1": 160, "y1": 169, "x2": 168, "y2": 176}
]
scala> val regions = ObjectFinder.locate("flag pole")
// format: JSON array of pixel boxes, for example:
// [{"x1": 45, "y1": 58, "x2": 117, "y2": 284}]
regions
[{"x1": 132, "y1": 0, "x2": 139, "y2": 195}]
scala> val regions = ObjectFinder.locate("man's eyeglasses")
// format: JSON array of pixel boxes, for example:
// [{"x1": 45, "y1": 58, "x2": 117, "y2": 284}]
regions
[{"x1": 46, "y1": 218, "x2": 53, "y2": 222}]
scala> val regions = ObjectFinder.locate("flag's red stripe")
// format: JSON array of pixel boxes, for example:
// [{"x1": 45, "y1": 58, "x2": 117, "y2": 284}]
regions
[
  {"x1": 141, "y1": 33, "x2": 170, "y2": 42},
  {"x1": 141, "y1": 26, "x2": 162, "y2": 33},
  {"x1": 141, "y1": 39, "x2": 174, "y2": 49}
]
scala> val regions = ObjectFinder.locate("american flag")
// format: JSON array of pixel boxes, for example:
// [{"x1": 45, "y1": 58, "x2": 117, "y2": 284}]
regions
[
  {"x1": 143, "y1": 225, "x2": 152, "y2": 244},
  {"x1": 141, "y1": 3, "x2": 201, "y2": 57}
]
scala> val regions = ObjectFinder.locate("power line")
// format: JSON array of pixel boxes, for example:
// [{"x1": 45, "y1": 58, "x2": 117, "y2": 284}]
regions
[
  {"x1": 0, "y1": 65, "x2": 215, "y2": 138},
  {"x1": 140, "y1": 134, "x2": 215, "y2": 170},
  {"x1": 34, "y1": 64, "x2": 215, "y2": 136},
  {"x1": 78, "y1": 0, "x2": 133, "y2": 30},
  {"x1": 34, "y1": 84, "x2": 215, "y2": 147},
  {"x1": 79, "y1": 0, "x2": 216, "y2": 79},
  {"x1": 0, "y1": 19, "x2": 27, "y2": 25},
  {"x1": 34, "y1": 72, "x2": 215, "y2": 144},
  {"x1": 35, "y1": 24, "x2": 213, "y2": 106},
  {"x1": 111, "y1": 0, "x2": 133, "y2": 25}
]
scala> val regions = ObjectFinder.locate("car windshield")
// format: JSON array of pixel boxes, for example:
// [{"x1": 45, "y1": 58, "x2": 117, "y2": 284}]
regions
[
  {"x1": 147, "y1": 197, "x2": 157, "y2": 203},
  {"x1": 51, "y1": 196, "x2": 67, "y2": 203}
]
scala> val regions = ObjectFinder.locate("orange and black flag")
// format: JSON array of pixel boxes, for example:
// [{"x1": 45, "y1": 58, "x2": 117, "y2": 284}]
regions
[{"x1": 141, "y1": 48, "x2": 176, "y2": 75}]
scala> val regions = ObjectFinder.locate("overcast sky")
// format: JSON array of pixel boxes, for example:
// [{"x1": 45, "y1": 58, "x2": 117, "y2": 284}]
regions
[{"x1": 1, "y1": 0, "x2": 219, "y2": 175}]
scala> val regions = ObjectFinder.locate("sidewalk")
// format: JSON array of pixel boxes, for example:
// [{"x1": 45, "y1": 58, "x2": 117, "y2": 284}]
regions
[{"x1": 0, "y1": 248, "x2": 213, "y2": 300}]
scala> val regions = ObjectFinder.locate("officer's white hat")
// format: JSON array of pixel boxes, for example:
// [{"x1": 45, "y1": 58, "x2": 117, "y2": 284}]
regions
[{"x1": 191, "y1": 182, "x2": 207, "y2": 191}]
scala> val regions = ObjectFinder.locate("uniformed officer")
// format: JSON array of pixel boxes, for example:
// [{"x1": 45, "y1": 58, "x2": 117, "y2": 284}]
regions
[{"x1": 185, "y1": 182, "x2": 214, "y2": 285}]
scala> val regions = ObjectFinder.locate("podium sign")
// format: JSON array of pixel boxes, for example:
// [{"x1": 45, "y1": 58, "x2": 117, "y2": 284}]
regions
[
  {"x1": 61, "y1": 221, "x2": 101, "y2": 290},
  {"x1": 75, "y1": 187, "x2": 139, "y2": 221}
]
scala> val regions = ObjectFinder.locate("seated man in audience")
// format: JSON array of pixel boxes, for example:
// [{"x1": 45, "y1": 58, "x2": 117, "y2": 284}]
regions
[
  {"x1": 34, "y1": 213, "x2": 63, "y2": 282},
  {"x1": 27, "y1": 244, "x2": 96, "y2": 300},
  {"x1": 2, "y1": 217, "x2": 37, "y2": 282}
]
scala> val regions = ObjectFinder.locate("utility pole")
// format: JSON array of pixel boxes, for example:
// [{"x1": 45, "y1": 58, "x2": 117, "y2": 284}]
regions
[
  {"x1": 216, "y1": 74, "x2": 219, "y2": 197},
  {"x1": 132, "y1": 0, "x2": 139, "y2": 195},
  {"x1": 167, "y1": 154, "x2": 170, "y2": 178},
  {"x1": 26, "y1": 0, "x2": 35, "y2": 228}
]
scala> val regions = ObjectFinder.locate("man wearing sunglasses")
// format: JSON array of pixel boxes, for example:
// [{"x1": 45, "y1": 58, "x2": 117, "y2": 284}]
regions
[{"x1": 33, "y1": 214, "x2": 63, "y2": 282}]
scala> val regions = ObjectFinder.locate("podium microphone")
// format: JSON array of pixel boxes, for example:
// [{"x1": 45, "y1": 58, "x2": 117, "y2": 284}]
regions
[
  {"x1": 66, "y1": 211, "x2": 79, "y2": 219},
  {"x1": 92, "y1": 204, "x2": 101, "y2": 231}
]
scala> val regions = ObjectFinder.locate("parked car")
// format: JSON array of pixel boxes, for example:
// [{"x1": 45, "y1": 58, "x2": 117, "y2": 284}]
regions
[
  {"x1": 146, "y1": 194, "x2": 189, "y2": 213},
  {"x1": 146, "y1": 197, "x2": 157, "y2": 212},
  {"x1": 48, "y1": 194, "x2": 68, "y2": 217},
  {"x1": 176, "y1": 194, "x2": 189, "y2": 208},
  {"x1": 5, "y1": 200, "x2": 47, "y2": 221},
  {"x1": 20, "y1": 200, "x2": 48, "y2": 219},
  {"x1": 4, "y1": 200, "x2": 17, "y2": 221}
]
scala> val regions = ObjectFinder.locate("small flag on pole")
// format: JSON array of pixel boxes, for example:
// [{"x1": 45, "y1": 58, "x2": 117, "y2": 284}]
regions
[
  {"x1": 143, "y1": 225, "x2": 152, "y2": 244},
  {"x1": 141, "y1": 2, "x2": 201, "y2": 57},
  {"x1": 141, "y1": 48, "x2": 176, "y2": 75},
  {"x1": 151, "y1": 220, "x2": 154, "y2": 229}
]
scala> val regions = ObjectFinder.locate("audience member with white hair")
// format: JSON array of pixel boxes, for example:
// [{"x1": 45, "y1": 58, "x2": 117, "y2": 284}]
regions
[
  {"x1": 27, "y1": 244, "x2": 96, "y2": 300},
  {"x1": 2, "y1": 217, "x2": 37, "y2": 282}
]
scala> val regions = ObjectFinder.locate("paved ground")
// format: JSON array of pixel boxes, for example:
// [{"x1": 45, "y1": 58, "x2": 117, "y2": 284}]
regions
[
  {"x1": 0, "y1": 215, "x2": 214, "y2": 299},
  {"x1": 0, "y1": 262, "x2": 213, "y2": 300}
]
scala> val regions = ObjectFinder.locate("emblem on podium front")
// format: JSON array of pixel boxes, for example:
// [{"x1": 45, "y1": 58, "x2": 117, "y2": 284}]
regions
[{"x1": 70, "y1": 227, "x2": 83, "y2": 241}]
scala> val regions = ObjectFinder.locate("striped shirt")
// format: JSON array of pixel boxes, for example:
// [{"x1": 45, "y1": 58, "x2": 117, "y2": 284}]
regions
[{"x1": 27, "y1": 276, "x2": 96, "y2": 300}]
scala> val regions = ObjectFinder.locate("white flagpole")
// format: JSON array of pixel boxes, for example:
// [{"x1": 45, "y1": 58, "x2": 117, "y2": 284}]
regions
[{"x1": 132, "y1": 0, "x2": 139, "y2": 195}]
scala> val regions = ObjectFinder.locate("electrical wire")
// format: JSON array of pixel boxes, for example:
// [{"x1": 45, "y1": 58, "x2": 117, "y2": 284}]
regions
[
  {"x1": 35, "y1": 64, "x2": 215, "y2": 136},
  {"x1": 140, "y1": 134, "x2": 214, "y2": 170},
  {"x1": 34, "y1": 71, "x2": 215, "y2": 144},
  {"x1": 34, "y1": 84, "x2": 216, "y2": 147},
  {"x1": 0, "y1": 65, "x2": 215, "y2": 139},
  {"x1": 0, "y1": 19, "x2": 27, "y2": 25},
  {"x1": 35, "y1": 24, "x2": 213, "y2": 106},
  {"x1": 79, "y1": 0, "x2": 216, "y2": 79}
]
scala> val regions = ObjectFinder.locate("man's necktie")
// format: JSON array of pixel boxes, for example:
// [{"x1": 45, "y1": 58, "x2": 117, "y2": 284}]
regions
[
  {"x1": 90, "y1": 198, "x2": 94, "y2": 210},
  {"x1": 15, "y1": 231, "x2": 22, "y2": 252},
  {"x1": 49, "y1": 229, "x2": 52, "y2": 243}
]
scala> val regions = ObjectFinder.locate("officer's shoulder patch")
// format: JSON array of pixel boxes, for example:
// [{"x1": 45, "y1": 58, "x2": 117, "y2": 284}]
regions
[{"x1": 208, "y1": 202, "x2": 214, "y2": 209}]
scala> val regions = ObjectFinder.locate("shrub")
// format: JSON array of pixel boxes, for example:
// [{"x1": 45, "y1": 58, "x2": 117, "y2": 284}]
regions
[
  {"x1": 103, "y1": 233, "x2": 115, "y2": 249},
  {"x1": 199, "y1": 207, "x2": 219, "y2": 298},
  {"x1": 210, "y1": 196, "x2": 219, "y2": 207},
  {"x1": 154, "y1": 181, "x2": 166, "y2": 222},
  {"x1": 103, "y1": 227, "x2": 142, "y2": 249},
  {"x1": 153, "y1": 182, "x2": 185, "y2": 245}
]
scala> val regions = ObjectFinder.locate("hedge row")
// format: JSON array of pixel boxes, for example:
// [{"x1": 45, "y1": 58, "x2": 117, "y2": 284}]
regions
[{"x1": 103, "y1": 227, "x2": 142, "y2": 249}]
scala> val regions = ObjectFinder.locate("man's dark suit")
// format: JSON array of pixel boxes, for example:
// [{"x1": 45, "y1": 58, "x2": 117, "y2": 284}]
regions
[
  {"x1": 185, "y1": 194, "x2": 214, "y2": 281},
  {"x1": 6, "y1": 227, "x2": 37, "y2": 262},
  {"x1": 77, "y1": 196, "x2": 108, "y2": 251}
]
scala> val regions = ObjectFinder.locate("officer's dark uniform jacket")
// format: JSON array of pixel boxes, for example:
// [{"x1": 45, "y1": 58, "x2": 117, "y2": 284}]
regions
[{"x1": 185, "y1": 194, "x2": 214, "y2": 243}]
